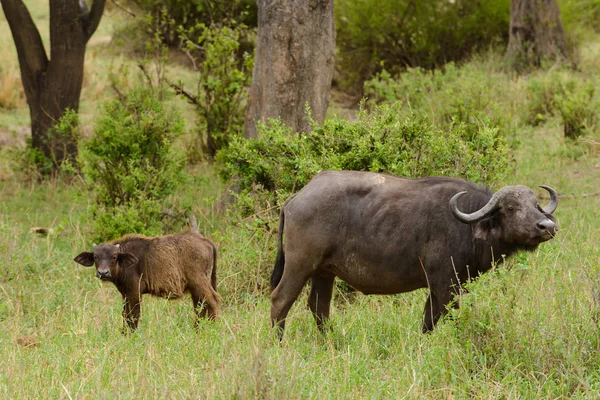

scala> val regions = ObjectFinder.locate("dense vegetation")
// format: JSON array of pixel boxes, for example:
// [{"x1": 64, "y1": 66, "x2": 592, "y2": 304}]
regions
[{"x1": 0, "y1": 0, "x2": 600, "y2": 397}]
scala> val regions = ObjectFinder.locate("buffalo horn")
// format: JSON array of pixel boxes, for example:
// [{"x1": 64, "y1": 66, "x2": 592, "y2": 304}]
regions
[
  {"x1": 449, "y1": 187, "x2": 510, "y2": 224},
  {"x1": 539, "y1": 185, "x2": 558, "y2": 214}
]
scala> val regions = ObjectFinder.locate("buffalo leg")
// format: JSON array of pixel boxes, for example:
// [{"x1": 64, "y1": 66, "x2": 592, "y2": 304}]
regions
[
  {"x1": 271, "y1": 267, "x2": 313, "y2": 339},
  {"x1": 191, "y1": 284, "x2": 220, "y2": 324},
  {"x1": 422, "y1": 288, "x2": 459, "y2": 333},
  {"x1": 308, "y1": 270, "x2": 335, "y2": 332},
  {"x1": 122, "y1": 292, "x2": 141, "y2": 333}
]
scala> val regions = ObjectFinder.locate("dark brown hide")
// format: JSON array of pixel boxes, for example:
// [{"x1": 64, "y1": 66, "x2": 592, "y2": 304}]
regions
[
  {"x1": 74, "y1": 225, "x2": 219, "y2": 332},
  {"x1": 270, "y1": 171, "x2": 559, "y2": 338}
]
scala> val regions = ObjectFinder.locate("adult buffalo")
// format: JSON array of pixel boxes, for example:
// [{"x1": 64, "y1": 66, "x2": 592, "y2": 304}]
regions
[{"x1": 270, "y1": 170, "x2": 559, "y2": 337}]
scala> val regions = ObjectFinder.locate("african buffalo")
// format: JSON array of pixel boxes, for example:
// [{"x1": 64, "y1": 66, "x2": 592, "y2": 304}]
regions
[
  {"x1": 270, "y1": 170, "x2": 559, "y2": 337},
  {"x1": 74, "y1": 216, "x2": 220, "y2": 332}
]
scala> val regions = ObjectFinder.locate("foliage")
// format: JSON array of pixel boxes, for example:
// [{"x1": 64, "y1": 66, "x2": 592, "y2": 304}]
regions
[
  {"x1": 78, "y1": 86, "x2": 186, "y2": 240},
  {"x1": 363, "y1": 58, "x2": 519, "y2": 142},
  {"x1": 555, "y1": 79, "x2": 596, "y2": 139},
  {"x1": 217, "y1": 103, "x2": 512, "y2": 217},
  {"x1": 526, "y1": 70, "x2": 597, "y2": 138},
  {"x1": 128, "y1": 0, "x2": 257, "y2": 47},
  {"x1": 173, "y1": 22, "x2": 253, "y2": 160},
  {"x1": 13, "y1": 109, "x2": 81, "y2": 180},
  {"x1": 335, "y1": 0, "x2": 510, "y2": 91},
  {"x1": 559, "y1": 0, "x2": 600, "y2": 38}
]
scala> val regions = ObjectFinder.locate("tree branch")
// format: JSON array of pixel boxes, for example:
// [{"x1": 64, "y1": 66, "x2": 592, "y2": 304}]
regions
[
  {"x1": 82, "y1": 0, "x2": 106, "y2": 41},
  {"x1": 0, "y1": 0, "x2": 49, "y2": 95},
  {"x1": 168, "y1": 80, "x2": 202, "y2": 107}
]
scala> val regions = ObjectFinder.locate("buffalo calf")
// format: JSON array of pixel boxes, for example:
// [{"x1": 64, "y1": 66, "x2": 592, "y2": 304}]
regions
[{"x1": 74, "y1": 217, "x2": 220, "y2": 332}]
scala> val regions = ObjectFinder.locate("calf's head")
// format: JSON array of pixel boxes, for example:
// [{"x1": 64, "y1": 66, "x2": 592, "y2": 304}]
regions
[
  {"x1": 74, "y1": 244, "x2": 138, "y2": 281},
  {"x1": 450, "y1": 185, "x2": 559, "y2": 247}
]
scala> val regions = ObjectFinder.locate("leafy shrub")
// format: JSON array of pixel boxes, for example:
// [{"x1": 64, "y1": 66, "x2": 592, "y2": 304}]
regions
[
  {"x1": 555, "y1": 80, "x2": 596, "y2": 139},
  {"x1": 173, "y1": 22, "x2": 253, "y2": 160},
  {"x1": 217, "y1": 102, "x2": 512, "y2": 217},
  {"x1": 364, "y1": 59, "x2": 517, "y2": 141},
  {"x1": 335, "y1": 0, "x2": 509, "y2": 91},
  {"x1": 526, "y1": 70, "x2": 597, "y2": 138},
  {"x1": 14, "y1": 109, "x2": 81, "y2": 180},
  {"x1": 127, "y1": 0, "x2": 257, "y2": 48},
  {"x1": 526, "y1": 72, "x2": 560, "y2": 126},
  {"x1": 78, "y1": 87, "x2": 186, "y2": 240}
]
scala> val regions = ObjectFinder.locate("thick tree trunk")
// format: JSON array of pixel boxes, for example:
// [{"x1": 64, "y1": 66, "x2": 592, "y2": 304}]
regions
[
  {"x1": 504, "y1": 0, "x2": 569, "y2": 71},
  {"x1": 244, "y1": 0, "x2": 335, "y2": 138},
  {"x1": 1, "y1": 0, "x2": 105, "y2": 168}
]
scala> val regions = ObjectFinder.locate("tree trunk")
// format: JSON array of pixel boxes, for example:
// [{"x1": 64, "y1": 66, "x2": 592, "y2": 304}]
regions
[
  {"x1": 504, "y1": 0, "x2": 569, "y2": 71},
  {"x1": 1, "y1": 0, "x2": 105, "y2": 168},
  {"x1": 244, "y1": 0, "x2": 335, "y2": 138}
]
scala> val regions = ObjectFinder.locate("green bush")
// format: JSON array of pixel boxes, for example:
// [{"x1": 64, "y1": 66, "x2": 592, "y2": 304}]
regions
[
  {"x1": 217, "y1": 102, "x2": 512, "y2": 217},
  {"x1": 174, "y1": 22, "x2": 253, "y2": 160},
  {"x1": 14, "y1": 109, "x2": 81, "y2": 180},
  {"x1": 555, "y1": 79, "x2": 596, "y2": 139},
  {"x1": 335, "y1": 0, "x2": 509, "y2": 90},
  {"x1": 526, "y1": 70, "x2": 597, "y2": 138},
  {"x1": 364, "y1": 59, "x2": 517, "y2": 141},
  {"x1": 78, "y1": 87, "x2": 186, "y2": 240},
  {"x1": 126, "y1": 0, "x2": 257, "y2": 48}
]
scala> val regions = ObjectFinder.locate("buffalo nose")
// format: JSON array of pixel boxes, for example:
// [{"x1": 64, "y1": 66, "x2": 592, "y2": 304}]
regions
[
  {"x1": 97, "y1": 269, "x2": 110, "y2": 279},
  {"x1": 537, "y1": 219, "x2": 557, "y2": 232}
]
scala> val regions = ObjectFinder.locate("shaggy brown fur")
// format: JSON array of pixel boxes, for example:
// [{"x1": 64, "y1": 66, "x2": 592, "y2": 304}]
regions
[{"x1": 74, "y1": 219, "x2": 220, "y2": 332}]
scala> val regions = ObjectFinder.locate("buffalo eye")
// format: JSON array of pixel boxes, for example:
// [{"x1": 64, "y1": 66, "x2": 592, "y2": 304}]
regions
[{"x1": 507, "y1": 205, "x2": 515, "y2": 213}]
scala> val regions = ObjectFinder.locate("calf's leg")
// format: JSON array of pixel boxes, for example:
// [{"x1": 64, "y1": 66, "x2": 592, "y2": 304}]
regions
[
  {"x1": 308, "y1": 270, "x2": 335, "y2": 332},
  {"x1": 191, "y1": 283, "x2": 220, "y2": 324},
  {"x1": 122, "y1": 292, "x2": 142, "y2": 333}
]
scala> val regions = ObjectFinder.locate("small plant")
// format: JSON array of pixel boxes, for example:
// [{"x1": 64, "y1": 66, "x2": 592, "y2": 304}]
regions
[
  {"x1": 172, "y1": 22, "x2": 253, "y2": 160},
  {"x1": 555, "y1": 80, "x2": 596, "y2": 140},
  {"x1": 14, "y1": 109, "x2": 81, "y2": 180},
  {"x1": 78, "y1": 86, "x2": 186, "y2": 240},
  {"x1": 526, "y1": 71, "x2": 597, "y2": 139}
]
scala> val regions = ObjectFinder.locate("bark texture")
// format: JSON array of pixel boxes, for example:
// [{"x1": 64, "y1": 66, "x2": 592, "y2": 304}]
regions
[
  {"x1": 244, "y1": 0, "x2": 335, "y2": 138},
  {"x1": 1, "y1": 0, "x2": 105, "y2": 166},
  {"x1": 505, "y1": 0, "x2": 569, "y2": 71}
]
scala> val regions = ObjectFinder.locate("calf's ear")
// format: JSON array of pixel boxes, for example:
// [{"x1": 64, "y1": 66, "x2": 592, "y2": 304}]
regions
[
  {"x1": 74, "y1": 252, "x2": 95, "y2": 267},
  {"x1": 118, "y1": 253, "x2": 138, "y2": 268}
]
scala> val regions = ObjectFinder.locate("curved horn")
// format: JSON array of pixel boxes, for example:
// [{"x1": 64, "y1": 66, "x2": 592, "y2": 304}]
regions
[
  {"x1": 539, "y1": 185, "x2": 558, "y2": 214},
  {"x1": 449, "y1": 189, "x2": 505, "y2": 224}
]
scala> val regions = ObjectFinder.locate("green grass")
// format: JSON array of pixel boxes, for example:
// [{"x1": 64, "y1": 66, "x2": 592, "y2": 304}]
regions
[
  {"x1": 1, "y1": 120, "x2": 599, "y2": 398},
  {"x1": 2, "y1": 1, "x2": 600, "y2": 398}
]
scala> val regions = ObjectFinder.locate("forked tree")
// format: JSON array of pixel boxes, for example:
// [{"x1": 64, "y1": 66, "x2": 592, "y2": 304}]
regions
[
  {"x1": 244, "y1": 0, "x2": 335, "y2": 138},
  {"x1": 504, "y1": 0, "x2": 569, "y2": 71},
  {"x1": 1, "y1": 0, "x2": 105, "y2": 168}
]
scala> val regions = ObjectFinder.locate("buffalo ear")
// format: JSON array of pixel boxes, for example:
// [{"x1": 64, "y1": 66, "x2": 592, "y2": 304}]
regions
[
  {"x1": 472, "y1": 218, "x2": 501, "y2": 242},
  {"x1": 118, "y1": 253, "x2": 138, "y2": 268},
  {"x1": 74, "y1": 252, "x2": 95, "y2": 267}
]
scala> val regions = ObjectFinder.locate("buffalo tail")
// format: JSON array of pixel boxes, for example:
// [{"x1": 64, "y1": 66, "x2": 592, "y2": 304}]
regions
[
  {"x1": 270, "y1": 205, "x2": 286, "y2": 291},
  {"x1": 210, "y1": 240, "x2": 218, "y2": 291}
]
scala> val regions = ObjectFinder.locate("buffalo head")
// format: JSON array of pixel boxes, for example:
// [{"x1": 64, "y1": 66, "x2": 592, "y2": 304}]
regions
[
  {"x1": 450, "y1": 185, "x2": 559, "y2": 247},
  {"x1": 74, "y1": 243, "x2": 138, "y2": 281}
]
